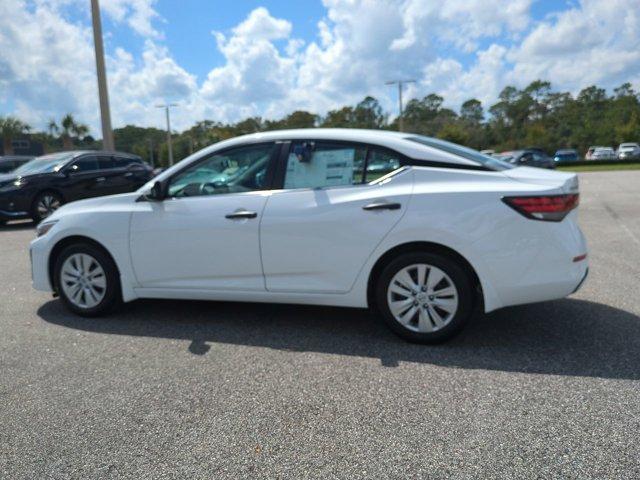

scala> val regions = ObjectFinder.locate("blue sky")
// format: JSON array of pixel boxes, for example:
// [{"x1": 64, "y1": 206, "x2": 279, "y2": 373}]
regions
[{"x1": 1, "y1": 0, "x2": 639, "y2": 134}]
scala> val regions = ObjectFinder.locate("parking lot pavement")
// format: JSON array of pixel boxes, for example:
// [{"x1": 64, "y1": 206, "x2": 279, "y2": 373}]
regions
[{"x1": 1, "y1": 171, "x2": 639, "y2": 479}]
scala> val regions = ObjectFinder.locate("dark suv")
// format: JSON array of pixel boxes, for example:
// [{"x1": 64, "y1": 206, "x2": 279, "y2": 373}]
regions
[{"x1": 0, "y1": 151, "x2": 153, "y2": 224}]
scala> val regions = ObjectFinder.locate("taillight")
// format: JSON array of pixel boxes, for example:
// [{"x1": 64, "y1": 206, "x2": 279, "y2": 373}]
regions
[{"x1": 502, "y1": 194, "x2": 579, "y2": 222}]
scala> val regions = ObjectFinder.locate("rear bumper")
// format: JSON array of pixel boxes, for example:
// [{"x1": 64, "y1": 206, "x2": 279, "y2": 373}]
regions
[
  {"x1": 572, "y1": 267, "x2": 589, "y2": 294},
  {"x1": 477, "y1": 210, "x2": 589, "y2": 312}
]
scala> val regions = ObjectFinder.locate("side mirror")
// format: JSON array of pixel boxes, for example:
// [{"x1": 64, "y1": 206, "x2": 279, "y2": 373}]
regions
[{"x1": 147, "y1": 180, "x2": 166, "y2": 201}]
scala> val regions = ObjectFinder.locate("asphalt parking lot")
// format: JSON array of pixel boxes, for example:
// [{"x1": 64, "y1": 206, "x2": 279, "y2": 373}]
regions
[{"x1": 1, "y1": 171, "x2": 639, "y2": 479}]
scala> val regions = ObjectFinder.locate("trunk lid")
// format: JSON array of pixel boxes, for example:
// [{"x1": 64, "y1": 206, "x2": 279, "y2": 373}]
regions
[{"x1": 502, "y1": 166, "x2": 579, "y2": 193}]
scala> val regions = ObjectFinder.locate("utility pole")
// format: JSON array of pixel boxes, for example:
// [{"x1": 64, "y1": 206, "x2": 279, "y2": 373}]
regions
[
  {"x1": 91, "y1": 0, "x2": 115, "y2": 151},
  {"x1": 386, "y1": 79, "x2": 416, "y2": 132},
  {"x1": 156, "y1": 103, "x2": 178, "y2": 166}
]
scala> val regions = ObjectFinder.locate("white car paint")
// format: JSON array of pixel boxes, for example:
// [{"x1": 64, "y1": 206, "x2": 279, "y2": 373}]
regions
[{"x1": 30, "y1": 129, "x2": 588, "y2": 313}]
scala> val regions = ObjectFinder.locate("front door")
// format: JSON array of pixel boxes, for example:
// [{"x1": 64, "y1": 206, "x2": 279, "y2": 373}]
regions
[
  {"x1": 129, "y1": 142, "x2": 278, "y2": 290},
  {"x1": 62, "y1": 155, "x2": 115, "y2": 201},
  {"x1": 260, "y1": 142, "x2": 411, "y2": 293}
]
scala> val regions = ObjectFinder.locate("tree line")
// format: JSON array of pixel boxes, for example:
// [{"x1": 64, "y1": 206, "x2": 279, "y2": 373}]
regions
[{"x1": 1, "y1": 80, "x2": 639, "y2": 166}]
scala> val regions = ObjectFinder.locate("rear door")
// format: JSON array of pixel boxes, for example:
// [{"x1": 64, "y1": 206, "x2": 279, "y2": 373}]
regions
[
  {"x1": 114, "y1": 156, "x2": 151, "y2": 192},
  {"x1": 260, "y1": 141, "x2": 411, "y2": 293}
]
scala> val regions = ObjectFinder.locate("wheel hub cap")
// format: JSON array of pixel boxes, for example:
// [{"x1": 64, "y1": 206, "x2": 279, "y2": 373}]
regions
[
  {"x1": 60, "y1": 253, "x2": 107, "y2": 309},
  {"x1": 386, "y1": 263, "x2": 459, "y2": 333}
]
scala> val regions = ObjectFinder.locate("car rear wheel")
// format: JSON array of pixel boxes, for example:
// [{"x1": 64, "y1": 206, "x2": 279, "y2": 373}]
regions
[
  {"x1": 32, "y1": 191, "x2": 63, "y2": 223},
  {"x1": 54, "y1": 243, "x2": 121, "y2": 317},
  {"x1": 376, "y1": 252, "x2": 474, "y2": 343}
]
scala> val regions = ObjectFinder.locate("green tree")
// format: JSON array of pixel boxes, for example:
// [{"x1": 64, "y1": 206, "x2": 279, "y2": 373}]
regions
[{"x1": 0, "y1": 116, "x2": 31, "y2": 155}]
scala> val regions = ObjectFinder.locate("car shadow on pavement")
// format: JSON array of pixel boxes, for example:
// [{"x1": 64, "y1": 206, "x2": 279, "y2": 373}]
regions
[{"x1": 38, "y1": 298, "x2": 640, "y2": 380}]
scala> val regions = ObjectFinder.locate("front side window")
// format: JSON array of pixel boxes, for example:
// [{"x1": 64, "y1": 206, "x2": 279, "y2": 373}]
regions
[
  {"x1": 168, "y1": 143, "x2": 275, "y2": 197},
  {"x1": 284, "y1": 142, "x2": 366, "y2": 189},
  {"x1": 69, "y1": 156, "x2": 99, "y2": 173}
]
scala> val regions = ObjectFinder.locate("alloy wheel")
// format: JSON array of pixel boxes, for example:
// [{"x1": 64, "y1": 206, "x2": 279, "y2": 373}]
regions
[
  {"x1": 386, "y1": 263, "x2": 459, "y2": 333},
  {"x1": 37, "y1": 194, "x2": 61, "y2": 220}
]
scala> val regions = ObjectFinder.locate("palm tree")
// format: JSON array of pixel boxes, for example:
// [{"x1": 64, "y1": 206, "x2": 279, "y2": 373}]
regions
[
  {"x1": 0, "y1": 116, "x2": 31, "y2": 155},
  {"x1": 59, "y1": 113, "x2": 89, "y2": 150}
]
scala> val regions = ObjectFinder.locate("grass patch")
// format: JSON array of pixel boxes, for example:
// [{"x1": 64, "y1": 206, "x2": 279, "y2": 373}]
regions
[{"x1": 557, "y1": 162, "x2": 640, "y2": 172}]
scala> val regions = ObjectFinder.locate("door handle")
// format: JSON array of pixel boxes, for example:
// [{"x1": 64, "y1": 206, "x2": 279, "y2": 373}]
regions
[
  {"x1": 362, "y1": 201, "x2": 401, "y2": 211},
  {"x1": 124, "y1": 172, "x2": 133, "y2": 177},
  {"x1": 225, "y1": 209, "x2": 258, "y2": 220},
  {"x1": 96, "y1": 177, "x2": 106, "y2": 183}
]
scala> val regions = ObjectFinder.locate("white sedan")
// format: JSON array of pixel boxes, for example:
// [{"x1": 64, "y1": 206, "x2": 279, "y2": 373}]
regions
[{"x1": 30, "y1": 129, "x2": 588, "y2": 343}]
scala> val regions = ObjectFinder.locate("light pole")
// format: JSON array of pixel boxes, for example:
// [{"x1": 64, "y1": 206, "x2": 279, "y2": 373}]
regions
[
  {"x1": 156, "y1": 103, "x2": 178, "y2": 166},
  {"x1": 386, "y1": 79, "x2": 416, "y2": 132},
  {"x1": 90, "y1": 0, "x2": 115, "y2": 151}
]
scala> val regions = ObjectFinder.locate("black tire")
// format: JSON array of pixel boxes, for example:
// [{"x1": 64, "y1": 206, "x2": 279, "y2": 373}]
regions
[
  {"x1": 375, "y1": 252, "x2": 474, "y2": 344},
  {"x1": 31, "y1": 191, "x2": 63, "y2": 223},
  {"x1": 54, "y1": 243, "x2": 121, "y2": 317}
]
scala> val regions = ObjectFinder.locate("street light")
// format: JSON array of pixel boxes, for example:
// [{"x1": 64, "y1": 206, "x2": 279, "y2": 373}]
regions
[
  {"x1": 90, "y1": 0, "x2": 114, "y2": 151},
  {"x1": 385, "y1": 79, "x2": 416, "y2": 132},
  {"x1": 156, "y1": 103, "x2": 178, "y2": 166}
]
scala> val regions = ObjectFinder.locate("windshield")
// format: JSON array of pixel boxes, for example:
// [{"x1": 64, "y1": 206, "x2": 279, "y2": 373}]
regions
[
  {"x1": 407, "y1": 136, "x2": 514, "y2": 171},
  {"x1": 13, "y1": 152, "x2": 76, "y2": 175}
]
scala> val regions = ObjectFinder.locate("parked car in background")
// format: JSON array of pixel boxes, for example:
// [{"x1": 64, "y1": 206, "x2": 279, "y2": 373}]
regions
[
  {"x1": 0, "y1": 155, "x2": 34, "y2": 174},
  {"x1": 0, "y1": 151, "x2": 153, "y2": 225},
  {"x1": 591, "y1": 147, "x2": 616, "y2": 161},
  {"x1": 554, "y1": 149, "x2": 580, "y2": 163},
  {"x1": 616, "y1": 143, "x2": 640, "y2": 160},
  {"x1": 30, "y1": 129, "x2": 587, "y2": 344},
  {"x1": 585, "y1": 146, "x2": 603, "y2": 160},
  {"x1": 480, "y1": 149, "x2": 495, "y2": 156},
  {"x1": 498, "y1": 149, "x2": 556, "y2": 169}
]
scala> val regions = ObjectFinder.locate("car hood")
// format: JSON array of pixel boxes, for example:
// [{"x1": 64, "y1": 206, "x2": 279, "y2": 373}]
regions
[
  {"x1": 502, "y1": 166, "x2": 578, "y2": 192},
  {"x1": 0, "y1": 173, "x2": 19, "y2": 186},
  {"x1": 47, "y1": 192, "x2": 140, "y2": 222}
]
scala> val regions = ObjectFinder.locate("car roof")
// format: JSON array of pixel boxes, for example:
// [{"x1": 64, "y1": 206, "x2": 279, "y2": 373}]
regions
[
  {"x1": 555, "y1": 149, "x2": 577, "y2": 153},
  {"x1": 155, "y1": 128, "x2": 484, "y2": 181},
  {"x1": 61, "y1": 150, "x2": 140, "y2": 158}
]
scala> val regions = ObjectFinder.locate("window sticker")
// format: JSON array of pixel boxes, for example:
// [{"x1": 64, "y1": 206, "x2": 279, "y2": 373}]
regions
[{"x1": 285, "y1": 148, "x2": 355, "y2": 189}]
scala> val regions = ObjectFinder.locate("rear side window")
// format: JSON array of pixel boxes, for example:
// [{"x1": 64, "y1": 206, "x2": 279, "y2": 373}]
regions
[
  {"x1": 98, "y1": 155, "x2": 114, "y2": 170},
  {"x1": 284, "y1": 142, "x2": 367, "y2": 189},
  {"x1": 69, "y1": 156, "x2": 99, "y2": 172},
  {"x1": 365, "y1": 148, "x2": 402, "y2": 182},
  {"x1": 407, "y1": 136, "x2": 514, "y2": 171},
  {"x1": 115, "y1": 157, "x2": 142, "y2": 168}
]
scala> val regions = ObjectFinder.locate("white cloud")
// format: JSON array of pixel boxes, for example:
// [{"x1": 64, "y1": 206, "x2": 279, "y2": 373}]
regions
[
  {"x1": 508, "y1": 0, "x2": 640, "y2": 93},
  {"x1": 95, "y1": 0, "x2": 163, "y2": 38},
  {"x1": 1, "y1": 0, "x2": 640, "y2": 136}
]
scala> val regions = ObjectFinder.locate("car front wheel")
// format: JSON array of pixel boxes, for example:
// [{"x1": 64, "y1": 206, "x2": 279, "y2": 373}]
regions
[
  {"x1": 376, "y1": 252, "x2": 474, "y2": 343},
  {"x1": 32, "y1": 191, "x2": 63, "y2": 223},
  {"x1": 54, "y1": 243, "x2": 121, "y2": 317}
]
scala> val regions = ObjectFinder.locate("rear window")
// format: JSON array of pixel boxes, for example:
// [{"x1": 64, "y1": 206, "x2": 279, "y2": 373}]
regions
[
  {"x1": 115, "y1": 157, "x2": 143, "y2": 168},
  {"x1": 406, "y1": 136, "x2": 514, "y2": 171}
]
